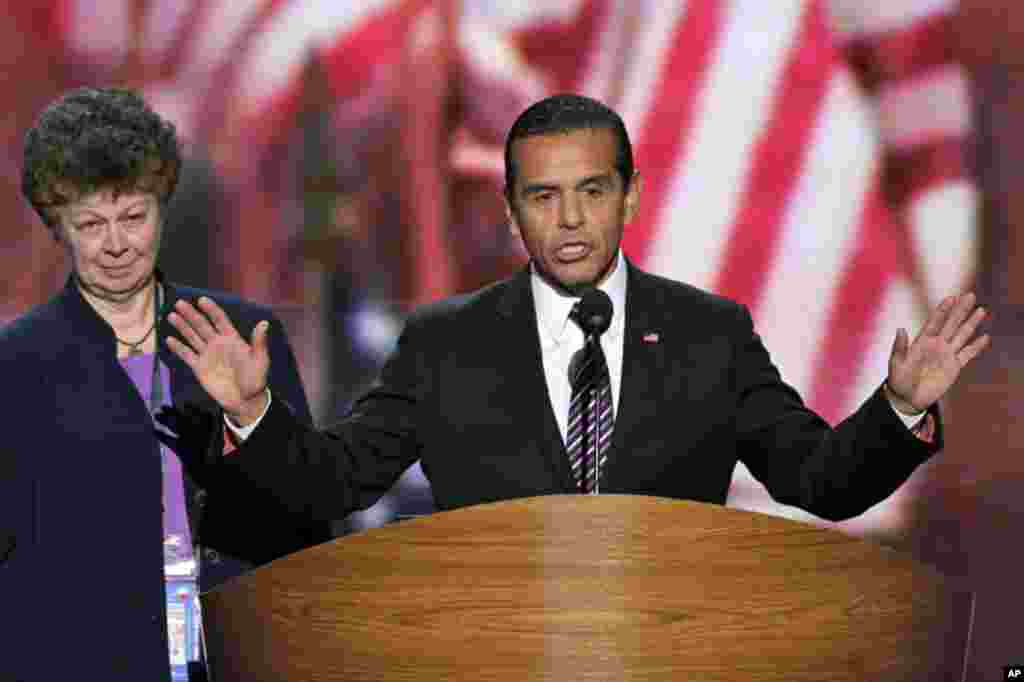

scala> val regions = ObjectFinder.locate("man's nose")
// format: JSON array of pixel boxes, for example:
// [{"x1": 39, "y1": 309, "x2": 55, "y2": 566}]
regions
[{"x1": 560, "y1": 194, "x2": 584, "y2": 229}]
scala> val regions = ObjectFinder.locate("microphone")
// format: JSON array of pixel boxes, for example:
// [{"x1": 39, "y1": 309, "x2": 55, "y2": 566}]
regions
[
  {"x1": 569, "y1": 288, "x2": 613, "y2": 384},
  {"x1": 572, "y1": 288, "x2": 613, "y2": 337}
]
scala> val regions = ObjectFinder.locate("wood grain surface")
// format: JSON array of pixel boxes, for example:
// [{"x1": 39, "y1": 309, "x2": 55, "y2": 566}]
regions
[{"x1": 202, "y1": 496, "x2": 970, "y2": 681}]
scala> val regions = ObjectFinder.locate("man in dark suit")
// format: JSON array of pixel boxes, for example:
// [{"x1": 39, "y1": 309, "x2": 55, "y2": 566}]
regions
[{"x1": 166, "y1": 94, "x2": 988, "y2": 523}]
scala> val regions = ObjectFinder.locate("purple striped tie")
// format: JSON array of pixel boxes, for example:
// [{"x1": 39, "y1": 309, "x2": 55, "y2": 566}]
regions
[{"x1": 566, "y1": 322, "x2": 614, "y2": 494}]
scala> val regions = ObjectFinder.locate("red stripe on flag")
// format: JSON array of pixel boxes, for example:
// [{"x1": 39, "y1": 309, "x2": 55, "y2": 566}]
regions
[
  {"x1": 712, "y1": 1, "x2": 836, "y2": 312},
  {"x1": 48, "y1": 0, "x2": 73, "y2": 49},
  {"x1": 320, "y1": 0, "x2": 435, "y2": 101},
  {"x1": 219, "y1": 0, "x2": 435, "y2": 168},
  {"x1": 883, "y1": 135, "x2": 969, "y2": 206},
  {"x1": 808, "y1": 186, "x2": 902, "y2": 423},
  {"x1": 512, "y1": 0, "x2": 608, "y2": 92},
  {"x1": 405, "y1": 0, "x2": 459, "y2": 306},
  {"x1": 623, "y1": 0, "x2": 728, "y2": 265},
  {"x1": 842, "y1": 10, "x2": 957, "y2": 94},
  {"x1": 194, "y1": 0, "x2": 291, "y2": 147}
]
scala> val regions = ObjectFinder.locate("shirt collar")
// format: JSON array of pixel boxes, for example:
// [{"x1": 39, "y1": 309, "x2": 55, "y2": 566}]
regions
[{"x1": 531, "y1": 250, "x2": 627, "y2": 349}]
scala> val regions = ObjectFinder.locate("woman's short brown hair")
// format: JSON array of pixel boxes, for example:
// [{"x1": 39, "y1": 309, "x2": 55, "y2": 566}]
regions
[{"x1": 22, "y1": 87, "x2": 181, "y2": 228}]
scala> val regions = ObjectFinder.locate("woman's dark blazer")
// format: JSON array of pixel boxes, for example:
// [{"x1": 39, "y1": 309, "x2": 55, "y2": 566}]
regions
[{"x1": 0, "y1": 274, "x2": 329, "y2": 681}]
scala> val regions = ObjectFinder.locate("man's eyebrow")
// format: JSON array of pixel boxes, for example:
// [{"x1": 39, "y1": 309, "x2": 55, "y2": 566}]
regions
[
  {"x1": 576, "y1": 173, "x2": 615, "y2": 189},
  {"x1": 520, "y1": 182, "x2": 560, "y2": 195},
  {"x1": 520, "y1": 173, "x2": 616, "y2": 195}
]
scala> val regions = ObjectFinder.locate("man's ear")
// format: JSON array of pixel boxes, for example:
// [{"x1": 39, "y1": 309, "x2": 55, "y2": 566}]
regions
[
  {"x1": 624, "y1": 172, "x2": 642, "y2": 223},
  {"x1": 504, "y1": 194, "x2": 521, "y2": 238}
]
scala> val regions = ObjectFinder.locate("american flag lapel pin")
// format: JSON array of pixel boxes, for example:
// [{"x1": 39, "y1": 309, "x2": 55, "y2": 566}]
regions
[{"x1": 642, "y1": 331, "x2": 660, "y2": 343}]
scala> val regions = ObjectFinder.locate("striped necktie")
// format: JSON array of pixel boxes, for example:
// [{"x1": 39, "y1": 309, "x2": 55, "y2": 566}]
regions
[{"x1": 566, "y1": 310, "x2": 614, "y2": 494}]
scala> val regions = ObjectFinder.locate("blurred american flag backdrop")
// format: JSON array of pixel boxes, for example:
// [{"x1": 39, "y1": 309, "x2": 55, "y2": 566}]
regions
[{"x1": 2, "y1": 0, "x2": 975, "y2": 533}]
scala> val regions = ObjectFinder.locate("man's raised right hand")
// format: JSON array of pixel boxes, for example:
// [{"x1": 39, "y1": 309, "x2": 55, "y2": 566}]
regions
[{"x1": 166, "y1": 297, "x2": 270, "y2": 426}]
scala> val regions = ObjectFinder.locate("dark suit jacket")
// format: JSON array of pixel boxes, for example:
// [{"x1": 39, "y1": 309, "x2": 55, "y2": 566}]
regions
[
  {"x1": 0, "y1": 274, "x2": 327, "y2": 682},
  {"x1": 218, "y1": 262, "x2": 940, "y2": 525}
]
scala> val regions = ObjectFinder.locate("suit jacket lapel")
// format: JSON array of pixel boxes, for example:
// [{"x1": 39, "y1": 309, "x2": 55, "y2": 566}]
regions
[
  {"x1": 160, "y1": 282, "x2": 208, "y2": 405},
  {"x1": 607, "y1": 263, "x2": 667, "y2": 483},
  {"x1": 497, "y1": 267, "x2": 576, "y2": 491},
  {"x1": 158, "y1": 281, "x2": 223, "y2": 469}
]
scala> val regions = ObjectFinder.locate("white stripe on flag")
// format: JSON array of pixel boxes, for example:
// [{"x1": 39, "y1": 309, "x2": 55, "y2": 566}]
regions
[
  {"x1": 909, "y1": 181, "x2": 978, "y2": 305},
  {"x1": 140, "y1": 1, "x2": 196, "y2": 61},
  {"x1": 645, "y1": 0, "x2": 808, "y2": 291},
  {"x1": 845, "y1": 274, "x2": 921, "y2": 417},
  {"x1": 755, "y1": 69, "x2": 878, "y2": 396},
  {"x1": 615, "y1": 0, "x2": 690, "y2": 140},
  {"x1": 462, "y1": 0, "x2": 584, "y2": 30},
  {"x1": 67, "y1": 0, "x2": 131, "y2": 56},
  {"x1": 580, "y1": 0, "x2": 631, "y2": 101},
  {"x1": 185, "y1": 0, "x2": 266, "y2": 76},
  {"x1": 827, "y1": 0, "x2": 955, "y2": 38},
  {"x1": 878, "y1": 65, "x2": 971, "y2": 148},
  {"x1": 235, "y1": 0, "x2": 393, "y2": 112}
]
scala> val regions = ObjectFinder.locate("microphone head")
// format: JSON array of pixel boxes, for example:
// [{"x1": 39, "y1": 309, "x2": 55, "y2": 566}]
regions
[{"x1": 572, "y1": 288, "x2": 613, "y2": 336}]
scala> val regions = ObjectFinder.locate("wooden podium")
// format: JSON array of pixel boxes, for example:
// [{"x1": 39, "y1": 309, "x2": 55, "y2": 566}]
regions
[{"x1": 200, "y1": 496, "x2": 971, "y2": 681}]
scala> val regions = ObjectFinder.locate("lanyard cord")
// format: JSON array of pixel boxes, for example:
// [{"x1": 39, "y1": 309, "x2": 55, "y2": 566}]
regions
[{"x1": 149, "y1": 283, "x2": 164, "y2": 414}]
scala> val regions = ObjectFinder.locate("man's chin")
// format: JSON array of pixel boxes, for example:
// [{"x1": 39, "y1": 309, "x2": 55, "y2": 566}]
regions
[
  {"x1": 543, "y1": 258, "x2": 617, "y2": 295},
  {"x1": 539, "y1": 267, "x2": 598, "y2": 296},
  {"x1": 559, "y1": 279, "x2": 598, "y2": 296}
]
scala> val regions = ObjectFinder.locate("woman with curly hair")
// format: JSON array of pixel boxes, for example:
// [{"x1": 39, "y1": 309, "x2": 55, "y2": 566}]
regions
[{"x1": 2, "y1": 87, "x2": 328, "y2": 681}]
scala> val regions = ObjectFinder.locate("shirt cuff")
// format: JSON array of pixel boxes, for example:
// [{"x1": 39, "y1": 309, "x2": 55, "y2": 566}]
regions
[
  {"x1": 223, "y1": 388, "x2": 272, "y2": 442},
  {"x1": 886, "y1": 395, "x2": 926, "y2": 430}
]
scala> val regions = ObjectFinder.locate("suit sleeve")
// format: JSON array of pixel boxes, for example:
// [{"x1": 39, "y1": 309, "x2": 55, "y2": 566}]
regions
[
  {"x1": 0, "y1": 350, "x2": 39, "y2": 681},
  {"x1": 198, "y1": 310, "x2": 334, "y2": 563},
  {"x1": 731, "y1": 305, "x2": 940, "y2": 521},
  {"x1": 211, "y1": 312, "x2": 430, "y2": 522}
]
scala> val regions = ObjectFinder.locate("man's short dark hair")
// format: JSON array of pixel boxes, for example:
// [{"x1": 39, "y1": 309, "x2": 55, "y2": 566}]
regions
[
  {"x1": 504, "y1": 94, "x2": 634, "y2": 195},
  {"x1": 22, "y1": 87, "x2": 181, "y2": 228}
]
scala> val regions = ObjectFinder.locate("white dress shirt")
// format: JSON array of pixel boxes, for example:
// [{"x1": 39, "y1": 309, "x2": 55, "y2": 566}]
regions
[{"x1": 532, "y1": 251, "x2": 628, "y2": 446}]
